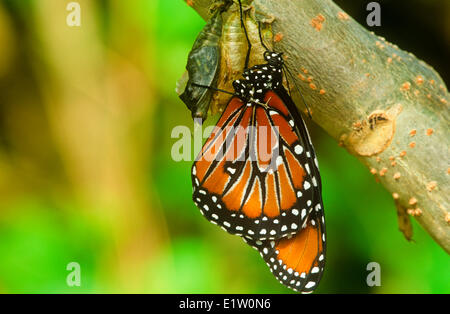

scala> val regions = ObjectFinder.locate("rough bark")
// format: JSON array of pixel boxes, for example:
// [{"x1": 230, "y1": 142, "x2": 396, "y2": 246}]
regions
[{"x1": 186, "y1": 0, "x2": 450, "y2": 253}]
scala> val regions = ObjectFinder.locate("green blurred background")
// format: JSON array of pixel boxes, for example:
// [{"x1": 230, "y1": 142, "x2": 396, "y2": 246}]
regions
[{"x1": 0, "y1": 0, "x2": 448, "y2": 293}]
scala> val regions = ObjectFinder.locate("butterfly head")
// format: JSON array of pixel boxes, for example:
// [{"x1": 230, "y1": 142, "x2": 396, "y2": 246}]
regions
[{"x1": 264, "y1": 51, "x2": 284, "y2": 67}]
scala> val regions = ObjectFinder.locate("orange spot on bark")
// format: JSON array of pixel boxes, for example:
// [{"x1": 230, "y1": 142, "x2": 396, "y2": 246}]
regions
[
  {"x1": 426, "y1": 128, "x2": 434, "y2": 136},
  {"x1": 370, "y1": 168, "x2": 377, "y2": 175},
  {"x1": 408, "y1": 208, "x2": 422, "y2": 217},
  {"x1": 186, "y1": 0, "x2": 194, "y2": 7},
  {"x1": 319, "y1": 89, "x2": 326, "y2": 95},
  {"x1": 393, "y1": 172, "x2": 401, "y2": 180},
  {"x1": 353, "y1": 121, "x2": 362, "y2": 130},
  {"x1": 274, "y1": 32, "x2": 284, "y2": 42},
  {"x1": 379, "y1": 167, "x2": 388, "y2": 176},
  {"x1": 409, "y1": 129, "x2": 416, "y2": 137},
  {"x1": 309, "y1": 83, "x2": 317, "y2": 90},
  {"x1": 409, "y1": 141, "x2": 416, "y2": 148},
  {"x1": 311, "y1": 14, "x2": 325, "y2": 31},
  {"x1": 338, "y1": 11, "x2": 349, "y2": 20},
  {"x1": 426, "y1": 181, "x2": 437, "y2": 192},
  {"x1": 392, "y1": 192, "x2": 399, "y2": 200},
  {"x1": 409, "y1": 197, "x2": 417, "y2": 205},
  {"x1": 416, "y1": 75, "x2": 424, "y2": 85},
  {"x1": 401, "y1": 82, "x2": 411, "y2": 91},
  {"x1": 400, "y1": 151, "x2": 407, "y2": 157}
]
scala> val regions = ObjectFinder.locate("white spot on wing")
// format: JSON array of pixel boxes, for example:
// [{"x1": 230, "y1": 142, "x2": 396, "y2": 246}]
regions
[
  {"x1": 305, "y1": 281, "x2": 316, "y2": 289},
  {"x1": 276, "y1": 156, "x2": 283, "y2": 167},
  {"x1": 305, "y1": 164, "x2": 311, "y2": 174},
  {"x1": 304, "y1": 181, "x2": 311, "y2": 190}
]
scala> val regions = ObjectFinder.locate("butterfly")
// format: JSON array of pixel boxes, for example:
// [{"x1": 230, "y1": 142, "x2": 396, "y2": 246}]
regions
[{"x1": 189, "y1": 0, "x2": 326, "y2": 293}]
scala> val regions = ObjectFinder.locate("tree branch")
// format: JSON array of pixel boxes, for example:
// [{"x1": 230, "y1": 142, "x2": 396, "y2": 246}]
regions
[{"x1": 186, "y1": 0, "x2": 450, "y2": 252}]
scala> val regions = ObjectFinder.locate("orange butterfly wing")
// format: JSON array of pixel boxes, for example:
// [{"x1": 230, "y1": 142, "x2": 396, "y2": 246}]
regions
[
  {"x1": 245, "y1": 203, "x2": 326, "y2": 293},
  {"x1": 192, "y1": 91, "x2": 320, "y2": 241}
]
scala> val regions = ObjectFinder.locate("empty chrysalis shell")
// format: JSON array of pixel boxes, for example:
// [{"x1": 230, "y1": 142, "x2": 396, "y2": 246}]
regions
[{"x1": 178, "y1": 7, "x2": 224, "y2": 120}]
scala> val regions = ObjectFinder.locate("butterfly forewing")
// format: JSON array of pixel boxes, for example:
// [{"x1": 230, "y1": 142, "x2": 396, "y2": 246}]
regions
[{"x1": 192, "y1": 90, "x2": 320, "y2": 241}]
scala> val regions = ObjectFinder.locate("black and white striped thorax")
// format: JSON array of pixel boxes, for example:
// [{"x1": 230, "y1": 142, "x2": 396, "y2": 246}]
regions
[{"x1": 232, "y1": 51, "x2": 284, "y2": 104}]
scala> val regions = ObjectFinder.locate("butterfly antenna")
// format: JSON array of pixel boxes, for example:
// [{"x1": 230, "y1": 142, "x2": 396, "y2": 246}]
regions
[
  {"x1": 257, "y1": 22, "x2": 269, "y2": 52},
  {"x1": 283, "y1": 65, "x2": 293, "y2": 98},
  {"x1": 283, "y1": 65, "x2": 312, "y2": 119},
  {"x1": 191, "y1": 82, "x2": 237, "y2": 97},
  {"x1": 238, "y1": 0, "x2": 251, "y2": 70}
]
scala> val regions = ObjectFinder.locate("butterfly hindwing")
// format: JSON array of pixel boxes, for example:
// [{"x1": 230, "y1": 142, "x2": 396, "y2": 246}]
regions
[{"x1": 245, "y1": 201, "x2": 326, "y2": 293}]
